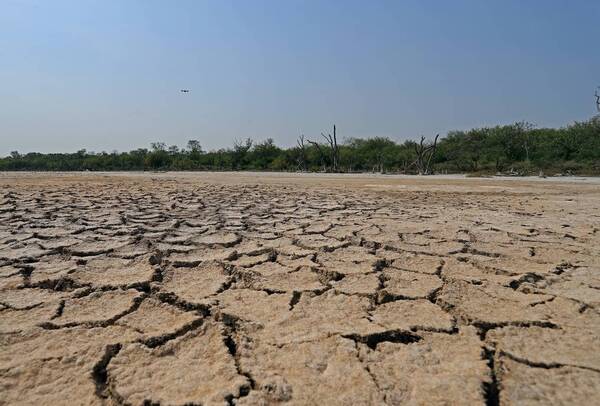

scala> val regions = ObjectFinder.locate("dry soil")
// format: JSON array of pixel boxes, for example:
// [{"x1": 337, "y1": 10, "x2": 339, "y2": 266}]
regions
[{"x1": 1, "y1": 172, "x2": 599, "y2": 405}]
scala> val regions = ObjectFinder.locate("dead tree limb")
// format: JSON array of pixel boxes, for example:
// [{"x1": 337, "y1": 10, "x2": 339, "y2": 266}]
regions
[
  {"x1": 412, "y1": 134, "x2": 439, "y2": 175},
  {"x1": 321, "y1": 124, "x2": 339, "y2": 172},
  {"x1": 423, "y1": 134, "x2": 439, "y2": 174},
  {"x1": 595, "y1": 88, "x2": 600, "y2": 113}
]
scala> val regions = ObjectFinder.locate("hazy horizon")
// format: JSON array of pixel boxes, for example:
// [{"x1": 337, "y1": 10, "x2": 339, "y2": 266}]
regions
[{"x1": 2, "y1": 0, "x2": 599, "y2": 155}]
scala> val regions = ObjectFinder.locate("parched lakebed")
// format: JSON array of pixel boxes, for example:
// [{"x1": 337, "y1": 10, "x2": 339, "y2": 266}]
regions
[{"x1": 1, "y1": 172, "x2": 599, "y2": 405}]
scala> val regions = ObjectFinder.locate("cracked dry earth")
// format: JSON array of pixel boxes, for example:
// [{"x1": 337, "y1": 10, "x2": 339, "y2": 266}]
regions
[{"x1": 1, "y1": 173, "x2": 600, "y2": 406}]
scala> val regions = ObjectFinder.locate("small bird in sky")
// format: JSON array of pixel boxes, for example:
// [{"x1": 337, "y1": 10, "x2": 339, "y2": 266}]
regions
[{"x1": 180, "y1": 89, "x2": 190, "y2": 93}]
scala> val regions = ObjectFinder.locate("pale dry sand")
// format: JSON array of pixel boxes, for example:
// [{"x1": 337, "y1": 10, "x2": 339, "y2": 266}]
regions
[{"x1": 1, "y1": 172, "x2": 599, "y2": 405}]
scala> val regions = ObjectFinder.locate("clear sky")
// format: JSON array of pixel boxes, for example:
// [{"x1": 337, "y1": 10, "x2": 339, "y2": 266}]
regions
[{"x1": 1, "y1": 0, "x2": 599, "y2": 155}]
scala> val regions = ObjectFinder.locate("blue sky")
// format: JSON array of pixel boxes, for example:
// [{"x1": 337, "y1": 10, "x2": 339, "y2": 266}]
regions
[{"x1": 1, "y1": 0, "x2": 599, "y2": 154}]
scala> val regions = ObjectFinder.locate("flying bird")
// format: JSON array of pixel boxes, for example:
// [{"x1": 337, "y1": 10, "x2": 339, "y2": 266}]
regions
[{"x1": 180, "y1": 89, "x2": 190, "y2": 93}]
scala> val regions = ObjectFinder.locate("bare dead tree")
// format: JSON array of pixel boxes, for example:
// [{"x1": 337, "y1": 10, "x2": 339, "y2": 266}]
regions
[
  {"x1": 595, "y1": 87, "x2": 600, "y2": 113},
  {"x1": 296, "y1": 134, "x2": 307, "y2": 171},
  {"x1": 321, "y1": 124, "x2": 340, "y2": 172},
  {"x1": 412, "y1": 134, "x2": 439, "y2": 175},
  {"x1": 424, "y1": 134, "x2": 440, "y2": 174}
]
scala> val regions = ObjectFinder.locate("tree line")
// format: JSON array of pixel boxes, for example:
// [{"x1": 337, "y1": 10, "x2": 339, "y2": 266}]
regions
[{"x1": 2, "y1": 117, "x2": 599, "y2": 175}]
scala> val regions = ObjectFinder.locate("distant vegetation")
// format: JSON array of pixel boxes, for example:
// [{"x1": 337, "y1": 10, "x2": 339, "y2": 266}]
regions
[{"x1": 2, "y1": 117, "x2": 600, "y2": 175}]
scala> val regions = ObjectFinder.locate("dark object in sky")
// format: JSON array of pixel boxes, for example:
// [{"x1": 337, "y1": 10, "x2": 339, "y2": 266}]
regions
[{"x1": 180, "y1": 89, "x2": 190, "y2": 93}]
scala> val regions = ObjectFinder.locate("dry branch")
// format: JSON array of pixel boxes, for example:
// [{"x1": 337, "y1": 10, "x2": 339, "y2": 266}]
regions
[
  {"x1": 412, "y1": 134, "x2": 439, "y2": 175},
  {"x1": 320, "y1": 125, "x2": 339, "y2": 172}
]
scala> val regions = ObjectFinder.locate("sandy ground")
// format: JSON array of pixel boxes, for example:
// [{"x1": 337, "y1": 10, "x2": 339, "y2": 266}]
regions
[{"x1": 1, "y1": 172, "x2": 599, "y2": 405}]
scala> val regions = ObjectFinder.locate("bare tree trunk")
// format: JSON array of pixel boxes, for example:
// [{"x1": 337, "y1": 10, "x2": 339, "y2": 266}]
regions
[
  {"x1": 333, "y1": 125, "x2": 338, "y2": 171},
  {"x1": 423, "y1": 134, "x2": 439, "y2": 174},
  {"x1": 412, "y1": 134, "x2": 439, "y2": 175},
  {"x1": 413, "y1": 136, "x2": 426, "y2": 175},
  {"x1": 321, "y1": 125, "x2": 339, "y2": 172}
]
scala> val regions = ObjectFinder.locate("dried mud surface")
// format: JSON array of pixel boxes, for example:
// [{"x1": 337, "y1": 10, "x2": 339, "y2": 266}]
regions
[{"x1": 1, "y1": 172, "x2": 599, "y2": 405}]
